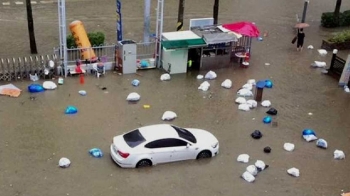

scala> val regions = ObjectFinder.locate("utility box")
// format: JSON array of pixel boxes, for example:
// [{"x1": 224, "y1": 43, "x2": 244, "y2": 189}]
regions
[{"x1": 117, "y1": 40, "x2": 137, "y2": 74}]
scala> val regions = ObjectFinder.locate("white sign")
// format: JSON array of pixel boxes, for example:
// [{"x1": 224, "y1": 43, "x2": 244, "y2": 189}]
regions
[
  {"x1": 189, "y1": 18, "x2": 214, "y2": 29},
  {"x1": 339, "y1": 54, "x2": 350, "y2": 86}
]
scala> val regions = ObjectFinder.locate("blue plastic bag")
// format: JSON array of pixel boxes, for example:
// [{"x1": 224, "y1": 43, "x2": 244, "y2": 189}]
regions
[
  {"x1": 140, "y1": 60, "x2": 149, "y2": 68},
  {"x1": 316, "y1": 139, "x2": 327, "y2": 149},
  {"x1": 65, "y1": 106, "x2": 78, "y2": 114},
  {"x1": 131, "y1": 79, "x2": 140, "y2": 87},
  {"x1": 302, "y1": 129, "x2": 317, "y2": 142},
  {"x1": 263, "y1": 116, "x2": 272, "y2": 124},
  {"x1": 28, "y1": 84, "x2": 45, "y2": 93},
  {"x1": 89, "y1": 148, "x2": 103, "y2": 158},
  {"x1": 78, "y1": 90, "x2": 87, "y2": 96},
  {"x1": 265, "y1": 80, "x2": 273, "y2": 88}
]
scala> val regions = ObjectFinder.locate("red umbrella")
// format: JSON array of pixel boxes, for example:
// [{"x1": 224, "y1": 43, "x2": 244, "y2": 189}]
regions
[{"x1": 222, "y1": 21, "x2": 260, "y2": 37}]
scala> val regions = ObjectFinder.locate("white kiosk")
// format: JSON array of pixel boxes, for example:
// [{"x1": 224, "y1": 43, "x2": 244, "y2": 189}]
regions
[{"x1": 161, "y1": 31, "x2": 206, "y2": 74}]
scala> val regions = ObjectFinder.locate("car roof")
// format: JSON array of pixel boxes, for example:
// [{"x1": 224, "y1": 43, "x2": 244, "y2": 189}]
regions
[{"x1": 138, "y1": 124, "x2": 179, "y2": 141}]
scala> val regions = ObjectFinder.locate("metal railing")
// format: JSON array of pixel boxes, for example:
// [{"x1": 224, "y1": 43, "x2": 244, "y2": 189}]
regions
[{"x1": 0, "y1": 54, "x2": 58, "y2": 81}]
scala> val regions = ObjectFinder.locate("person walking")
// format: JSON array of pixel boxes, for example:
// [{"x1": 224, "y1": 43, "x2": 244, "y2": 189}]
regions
[{"x1": 297, "y1": 28, "x2": 305, "y2": 51}]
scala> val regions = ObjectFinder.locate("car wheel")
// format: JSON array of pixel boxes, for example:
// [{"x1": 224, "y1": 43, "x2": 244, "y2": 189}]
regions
[
  {"x1": 136, "y1": 159, "x2": 152, "y2": 168},
  {"x1": 196, "y1": 150, "x2": 212, "y2": 159}
]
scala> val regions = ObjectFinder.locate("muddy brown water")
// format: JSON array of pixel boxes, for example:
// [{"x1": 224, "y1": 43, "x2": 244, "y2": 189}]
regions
[{"x1": 1, "y1": 0, "x2": 350, "y2": 195}]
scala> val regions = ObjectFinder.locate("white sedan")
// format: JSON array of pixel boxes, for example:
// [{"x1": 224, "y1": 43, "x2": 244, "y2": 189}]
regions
[{"x1": 110, "y1": 124, "x2": 219, "y2": 168}]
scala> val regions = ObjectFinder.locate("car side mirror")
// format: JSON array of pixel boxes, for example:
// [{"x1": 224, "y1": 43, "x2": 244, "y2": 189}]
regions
[{"x1": 186, "y1": 143, "x2": 191, "y2": 148}]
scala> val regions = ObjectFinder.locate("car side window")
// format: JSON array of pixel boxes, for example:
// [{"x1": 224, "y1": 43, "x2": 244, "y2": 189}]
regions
[{"x1": 145, "y1": 139, "x2": 187, "y2": 148}]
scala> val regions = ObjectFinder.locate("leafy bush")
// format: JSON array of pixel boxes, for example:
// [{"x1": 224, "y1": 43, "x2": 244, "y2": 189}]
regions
[
  {"x1": 321, "y1": 10, "x2": 350, "y2": 28},
  {"x1": 66, "y1": 35, "x2": 77, "y2": 49},
  {"x1": 66, "y1": 32, "x2": 105, "y2": 48},
  {"x1": 328, "y1": 30, "x2": 350, "y2": 43},
  {"x1": 340, "y1": 10, "x2": 350, "y2": 26},
  {"x1": 88, "y1": 32, "x2": 105, "y2": 46},
  {"x1": 321, "y1": 12, "x2": 339, "y2": 28}
]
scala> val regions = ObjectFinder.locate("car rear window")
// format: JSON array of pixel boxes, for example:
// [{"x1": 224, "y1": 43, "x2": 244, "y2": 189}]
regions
[{"x1": 123, "y1": 129, "x2": 146, "y2": 148}]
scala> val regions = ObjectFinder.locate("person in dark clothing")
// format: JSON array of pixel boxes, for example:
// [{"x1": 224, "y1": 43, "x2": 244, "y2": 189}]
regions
[{"x1": 297, "y1": 28, "x2": 305, "y2": 51}]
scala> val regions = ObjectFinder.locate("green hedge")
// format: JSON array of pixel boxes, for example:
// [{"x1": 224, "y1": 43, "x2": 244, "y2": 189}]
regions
[
  {"x1": 321, "y1": 10, "x2": 350, "y2": 28},
  {"x1": 328, "y1": 30, "x2": 350, "y2": 43},
  {"x1": 66, "y1": 31, "x2": 105, "y2": 48}
]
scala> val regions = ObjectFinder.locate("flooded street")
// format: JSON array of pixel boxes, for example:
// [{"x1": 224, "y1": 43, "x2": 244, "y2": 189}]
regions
[{"x1": 1, "y1": 0, "x2": 350, "y2": 195}]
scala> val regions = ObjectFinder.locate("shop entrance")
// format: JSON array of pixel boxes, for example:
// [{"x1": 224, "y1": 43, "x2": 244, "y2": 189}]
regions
[{"x1": 187, "y1": 48, "x2": 201, "y2": 71}]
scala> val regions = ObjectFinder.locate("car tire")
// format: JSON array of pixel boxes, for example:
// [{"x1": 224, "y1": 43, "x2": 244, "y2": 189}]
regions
[
  {"x1": 196, "y1": 150, "x2": 212, "y2": 159},
  {"x1": 136, "y1": 159, "x2": 152, "y2": 168}
]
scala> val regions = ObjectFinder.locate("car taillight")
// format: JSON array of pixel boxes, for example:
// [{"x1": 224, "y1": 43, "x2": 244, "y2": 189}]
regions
[{"x1": 117, "y1": 150, "x2": 130, "y2": 158}]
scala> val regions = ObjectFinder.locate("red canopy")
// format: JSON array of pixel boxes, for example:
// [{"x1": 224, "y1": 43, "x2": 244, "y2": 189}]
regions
[{"x1": 222, "y1": 21, "x2": 260, "y2": 37}]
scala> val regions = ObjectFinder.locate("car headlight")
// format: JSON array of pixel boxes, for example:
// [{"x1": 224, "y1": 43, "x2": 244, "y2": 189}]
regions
[{"x1": 212, "y1": 142, "x2": 218, "y2": 148}]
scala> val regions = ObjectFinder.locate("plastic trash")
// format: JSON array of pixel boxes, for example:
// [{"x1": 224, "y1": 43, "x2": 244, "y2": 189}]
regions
[
  {"x1": 221, "y1": 79, "x2": 232, "y2": 89},
  {"x1": 263, "y1": 116, "x2": 272, "y2": 124},
  {"x1": 237, "y1": 154, "x2": 250, "y2": 163},
  {"x1": 257, "y1": 37, "x2": 263, "y2": 41},
  {"x1": 311, "y1": 61, "x2": 327, "y2": 68},
  {"x1": 235, "y1": 97, "x2": 246, "y2": 104},
  {"x1": 316, "y1": 139, "x2": 328, "y2": 149},
  {"x1": 266, "y1": 108, "x2": 278, "y2": 115},
  {"x1": 28, "y1": 84, "x2": 45, "y2": 93},
  {"x1": 143, "y1": 105, "x2": 150, "y2": 109},
  {"x1": 65, "y1": 106, "x2": 78, "y2": 114},
  {"x1": 204, "y1": 70, "x2": 217, "y2": 80},
  {"x1": 58, "y1": 77, "x2": 64, "y2": 85},
  {"x1": 43, "y1": 81, "x2": 57, "y2": 90},
  {"x1": 317, "y1": 49, "x2": 328, "y2": 56},
  {"x1": 59, "y1": 157, "x2": 71, "y2": 168},
  {"x1": 237, "y1": 89, "x2": 253, "y2": 97},
  {"x1": 198, "y1": 81, "x2": 210, "y2": 91},
  {"x1": 334, "y1": 150, "x2": 345, "y2": 160},
  {"x1": 238, "y1": 103, "x2": 250, "y2": 111},
  {"x1": 49, "y1": 60, "x2": 55, "y2": 68},
  {"x1": 284, "y1": 143, "x2": 295, "y2": 152},
  {"x1": 89, "y1": 148, "x2": 103, "y2": 158},
  {"x1": 246, "y1": 165, "x2": 258, "y2": 176},
  {"x1": 261, "y1": 100, "x2": 271, "y2": 107},
  {"x1": 196, "y1": 75, "x2": 204, "y2": 80},
  {"x1": 161, "y1": 111, "x2": 177, "y2": 121},
  {"x1": 247, "y1": 79, "x2": 256, "y2": 85},
  {"x1": 78, "y1": 90, "x2": 87, "y2": 96},
  {"x1": 302, "y1": 129, "x2": 317, "y2": 142},
  {"x1": 242, "y1": 83, "x2": 253, "y2": 90},
  {"x1": 307, "y1": 45, "x2": 314, "y2": 49},
  {"x1": 251, "y1": 130, "x2": 262, "y2": 139},
  {"x1": 265, "y1": 80, "x2": 273, "y2": 88},
  {"x1": 131, "y1": 79, "x2": 140, "y2": 87},
  {"x1": 264, "y1": 146, "x2": 271, "y2": 153},
  {"x1": 246, "y1": 100, "x2": 257, "y2": 108},
  {"x1": 160, "y1": 73, "x2": 171, "y2": 81},
  {"x1": 29, "y1": 73, "x2": 39, "y2": 82},
  {"x1": 255, "y1": 160, "x2": 268, "y2": 171},
  {"x1": 126, "y1": 92, "x2": 141, "y2": 102},
  {"x1": 344, "y1": 85, "x2": 350, "y2": 93},
  {"x1": 287, "y1": 167, "x2": 300, "y2": 177},
  {"x1": 242, "y1": 171, "x2": 255, "y2": 183}
]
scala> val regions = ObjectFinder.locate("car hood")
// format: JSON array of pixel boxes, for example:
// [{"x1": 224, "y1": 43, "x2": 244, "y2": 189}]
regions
[{"x1": 186, "y1": 128, "x2": 218, "y2": 145}]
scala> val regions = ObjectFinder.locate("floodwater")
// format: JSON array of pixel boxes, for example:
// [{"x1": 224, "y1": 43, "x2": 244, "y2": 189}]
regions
[{"x1": 1, "y1": 0, "x2": 350, "y2": 196}]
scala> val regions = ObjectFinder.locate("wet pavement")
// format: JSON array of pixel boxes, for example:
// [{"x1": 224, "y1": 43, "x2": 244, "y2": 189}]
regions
[{"x1": 1, "y1": 0, "x2": 350, "y2": 195}]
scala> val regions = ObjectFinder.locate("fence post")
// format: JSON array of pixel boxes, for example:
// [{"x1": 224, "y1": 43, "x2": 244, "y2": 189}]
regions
[{"x1": 329, "y1": 49, "x2": 338, "y2": 72}]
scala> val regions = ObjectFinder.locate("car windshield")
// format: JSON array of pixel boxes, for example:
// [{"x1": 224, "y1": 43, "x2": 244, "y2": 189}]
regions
[
  {"x1": 171, "y1": 125, "x2": 197, "y2": 143},
  {"x1": 123, "y1": 129, "x2": 146, "y2": 148}
]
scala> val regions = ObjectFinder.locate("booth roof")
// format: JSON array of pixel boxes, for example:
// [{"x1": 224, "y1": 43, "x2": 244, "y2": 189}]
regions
[
  {"x1": 162, "y1": 30, "x2": 201, "y2": 41},
  {"x1": 191, "y1": 26, "x2": 238, "y2": 44}
]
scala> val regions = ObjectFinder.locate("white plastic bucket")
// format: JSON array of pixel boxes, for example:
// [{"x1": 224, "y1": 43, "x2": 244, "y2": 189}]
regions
[{"x1": 149, "y1": 58, "x2": 155, "y2": 67}]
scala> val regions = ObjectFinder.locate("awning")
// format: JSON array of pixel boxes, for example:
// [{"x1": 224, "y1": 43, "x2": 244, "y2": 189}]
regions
[
  {"x1": 161, "y1": 38, "x2": 207, "y2": 50},
  {"x1": 202, "y1": 33, "x2": 238, "y2": 45},
  {"x1": 161, "y1": 30, "x2": 207, "y2": 49}
]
